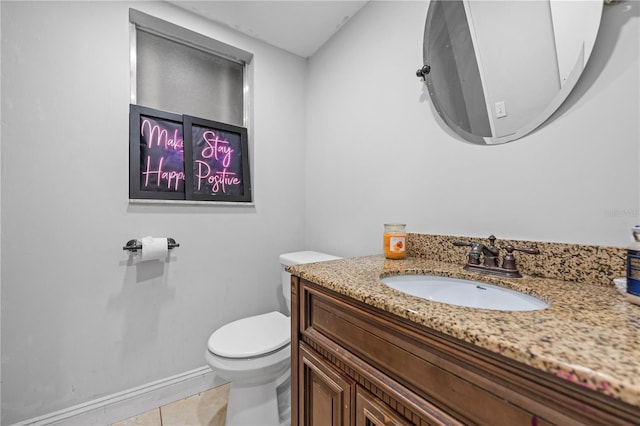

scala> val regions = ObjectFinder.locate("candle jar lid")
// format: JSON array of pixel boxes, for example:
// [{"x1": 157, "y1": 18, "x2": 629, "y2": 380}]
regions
[{"x1": 384, "y1": 224, "x2": 406, "y2": 233}]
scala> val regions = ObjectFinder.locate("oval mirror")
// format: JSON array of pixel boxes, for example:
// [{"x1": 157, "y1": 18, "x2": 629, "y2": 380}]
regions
[{"x1": 422, "y1": 0, "x2": 603, "y2": 145}]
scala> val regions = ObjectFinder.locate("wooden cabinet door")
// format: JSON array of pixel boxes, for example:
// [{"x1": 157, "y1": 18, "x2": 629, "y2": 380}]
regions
[
  {"x1": 356, "y1": 387, "x2": 413, "y2": 426},
  {"x1": 299, "y1": 344, "x2": 354, "y2": 426}
]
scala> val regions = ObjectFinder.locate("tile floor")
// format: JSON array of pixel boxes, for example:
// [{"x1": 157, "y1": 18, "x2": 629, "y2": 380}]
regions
[{"x1": 110, "y1": 384, "x2": 229, "y2": 426}]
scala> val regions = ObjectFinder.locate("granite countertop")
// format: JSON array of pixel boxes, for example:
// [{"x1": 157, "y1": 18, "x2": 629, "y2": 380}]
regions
[{"x1": 288, "y1": 255, "x2": 640, "y2": 408}]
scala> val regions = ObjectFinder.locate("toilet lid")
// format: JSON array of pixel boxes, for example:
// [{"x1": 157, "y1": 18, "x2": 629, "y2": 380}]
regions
[{"x1": 207, "y1": 311, "x2": 290, "y2": 358}]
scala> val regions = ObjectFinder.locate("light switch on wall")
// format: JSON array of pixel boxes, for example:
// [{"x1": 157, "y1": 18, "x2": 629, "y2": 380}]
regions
[{"x1": 495, "y1": 101, "x2": 507, "y2": 118}]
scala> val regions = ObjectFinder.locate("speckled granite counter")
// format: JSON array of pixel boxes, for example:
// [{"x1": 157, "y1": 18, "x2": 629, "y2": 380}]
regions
[{"x1": 288, "y1": 255, "x2": 640, "y2": 408}]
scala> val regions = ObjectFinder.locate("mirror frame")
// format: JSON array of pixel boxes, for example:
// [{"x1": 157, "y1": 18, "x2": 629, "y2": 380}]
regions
[{"x1": 422, "y1": 0, "x2": 603, "y2": 145}]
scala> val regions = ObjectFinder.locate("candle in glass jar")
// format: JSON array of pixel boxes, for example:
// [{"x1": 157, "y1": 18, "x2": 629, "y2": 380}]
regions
[{"x1": 383, "y1": 224, "x2": 407, "y2": 259}]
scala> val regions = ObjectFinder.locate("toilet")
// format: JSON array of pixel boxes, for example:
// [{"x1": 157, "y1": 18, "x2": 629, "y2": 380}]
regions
[{"x1": 205, "y1": 251, "x2": 340, "y2": 426}]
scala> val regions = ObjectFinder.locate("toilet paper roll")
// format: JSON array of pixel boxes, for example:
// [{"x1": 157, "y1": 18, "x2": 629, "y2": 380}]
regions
[{"x1": 140, "y1": 236, "x2": 168, "y2": 261}]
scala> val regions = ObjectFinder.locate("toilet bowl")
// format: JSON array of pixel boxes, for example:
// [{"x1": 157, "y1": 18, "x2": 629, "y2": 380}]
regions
[
  {"x1": 206, "y1": 312, "x2": 291, "y2": 425},
  {"x1": 205, "y1": 251, "x2": 340, "y2": 426}
]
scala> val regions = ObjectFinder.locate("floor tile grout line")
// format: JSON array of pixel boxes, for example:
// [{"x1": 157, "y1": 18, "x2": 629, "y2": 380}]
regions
[{"x1": 110, "y1": 384, "x2": 230, "y2": 425}]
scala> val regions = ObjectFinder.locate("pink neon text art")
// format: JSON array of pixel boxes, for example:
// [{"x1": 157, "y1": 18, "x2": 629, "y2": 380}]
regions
[
  {"x1": 194, "y1": 130, "x2": 242, "y2": 194},
  {"x1": 141, "y1": 118, "x2": 184, "y2": 152},
  {"x1": 140, "y1": 118, "x2": 185, "y2": 191},
  {"x1": 195, "y1": 161, "x2": 241, "y2": 193},
  {"x1": 201, "y1": 130, "x2": 232, "y2": 167},
  {"x1": 143, "y1": 156, "x2": 185, "y2": 191}
]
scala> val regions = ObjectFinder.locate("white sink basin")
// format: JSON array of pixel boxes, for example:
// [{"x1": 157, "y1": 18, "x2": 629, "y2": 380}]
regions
[{"x1": 381, "y1": 275, "x2": 549, "y2": 311}]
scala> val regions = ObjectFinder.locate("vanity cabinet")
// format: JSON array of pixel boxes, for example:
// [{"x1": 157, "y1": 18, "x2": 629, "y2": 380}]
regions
[{"x1": 291, "y1": 276, "x2": 640, "y2": 426}]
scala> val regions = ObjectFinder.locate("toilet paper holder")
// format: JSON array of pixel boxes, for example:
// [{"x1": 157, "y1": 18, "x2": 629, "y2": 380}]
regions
[{"x1": 122, "y1": 238, "x2": 180, "y2": 252}]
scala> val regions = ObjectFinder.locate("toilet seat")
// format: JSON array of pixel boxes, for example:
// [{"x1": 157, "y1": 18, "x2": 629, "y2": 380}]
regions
[{"x1": 207, "y1": 311, "x2": 290, "y2": 358}]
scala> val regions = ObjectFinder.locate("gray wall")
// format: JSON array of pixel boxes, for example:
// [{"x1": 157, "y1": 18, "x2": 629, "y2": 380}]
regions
[
  {"x1": 306, "y1": 0, "x2": 639, "y2": 257},
  {"x1": 1, "y1": 1, "x2": 307, "y2": 423}
]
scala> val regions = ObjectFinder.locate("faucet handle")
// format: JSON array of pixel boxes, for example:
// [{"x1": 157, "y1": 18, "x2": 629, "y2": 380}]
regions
[
  {"x1": 453, "y1": 241, "x2": 481, "y2": 265},
  {"x1": 501, "y1": 244, "x2": 539, "y2": 272},
  {"x1": 508, "y1": 245, "x2": 540, "y2": 256},
  {"x1": 453, "y1": 241, "x2": 472, "y2": 247}
]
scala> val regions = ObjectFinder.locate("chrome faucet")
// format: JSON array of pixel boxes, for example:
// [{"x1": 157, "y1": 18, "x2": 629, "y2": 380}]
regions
[{"x1": 453, "y1": 235, "x2": 539, "y2": 278}]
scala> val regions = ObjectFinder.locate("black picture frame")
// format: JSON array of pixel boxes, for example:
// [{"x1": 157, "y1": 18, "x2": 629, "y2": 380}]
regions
[
  {"x1": 129, "y1": 105, "x2": 186, "y2": 200},
  {"x1": 183, "y1": 115, "x2": 252, "y2": 202},
  {"x1": 129, "y1": 105, "x2": 252, "y2": 202}
]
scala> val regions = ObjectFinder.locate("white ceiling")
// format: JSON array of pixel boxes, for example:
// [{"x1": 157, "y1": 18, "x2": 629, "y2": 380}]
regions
[{"x1": 168, "y1": 1, "x2": 369, "y2": 58}]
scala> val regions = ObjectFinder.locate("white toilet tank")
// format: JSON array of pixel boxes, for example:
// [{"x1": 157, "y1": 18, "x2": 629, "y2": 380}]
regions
[{"x1": 279, "y1": 251, "x2": 341, "y2": 313}]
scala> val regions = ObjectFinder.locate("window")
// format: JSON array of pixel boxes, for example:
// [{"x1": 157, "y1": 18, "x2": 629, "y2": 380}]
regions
[
  {"x1": 129, "y1": 9, "x2": 253, "y2": 203},
  {"x1": 130, "y1": 9, "x2": 252, "y2": 126}
]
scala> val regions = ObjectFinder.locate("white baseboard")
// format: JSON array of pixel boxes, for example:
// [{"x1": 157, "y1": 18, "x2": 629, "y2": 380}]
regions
[{"x1": 12, "y1": 366, "x2": 227, "y2": 426}]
